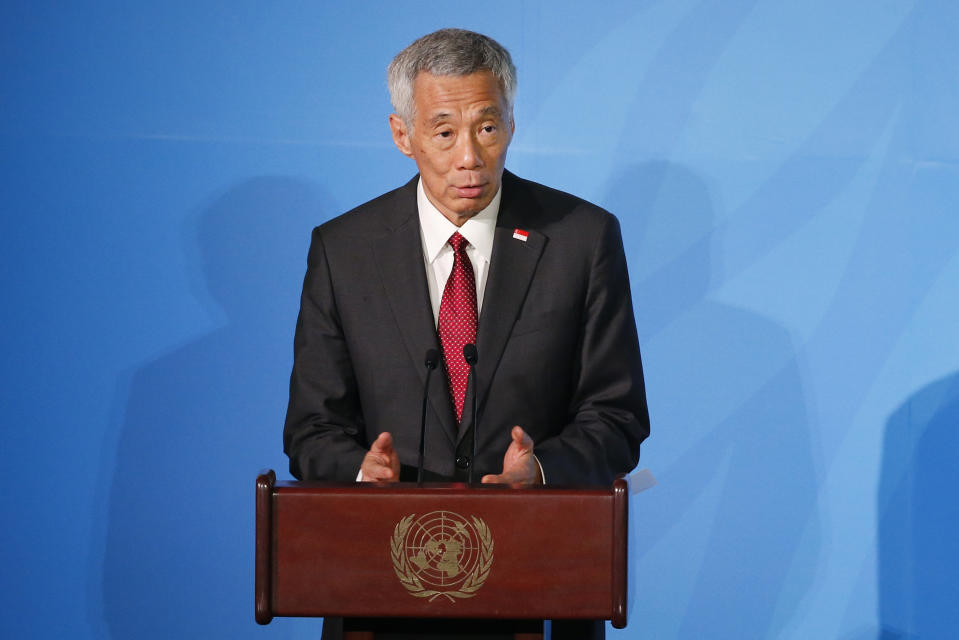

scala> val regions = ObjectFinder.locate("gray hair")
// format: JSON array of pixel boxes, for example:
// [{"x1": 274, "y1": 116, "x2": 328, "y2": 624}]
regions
[{"x1": 387, "y1": 28, "x2": 517, "y2": 128}]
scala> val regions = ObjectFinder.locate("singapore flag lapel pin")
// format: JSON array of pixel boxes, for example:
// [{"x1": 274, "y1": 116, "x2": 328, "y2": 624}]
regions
[{"x1": 512, "y1": 228, "x2": 529, "y2": 242}]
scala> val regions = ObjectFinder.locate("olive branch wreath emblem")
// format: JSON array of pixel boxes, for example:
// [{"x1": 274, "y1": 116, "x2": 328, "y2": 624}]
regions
[{"x1": 390, "y1": 513, "x2": 494, "y2": 602}]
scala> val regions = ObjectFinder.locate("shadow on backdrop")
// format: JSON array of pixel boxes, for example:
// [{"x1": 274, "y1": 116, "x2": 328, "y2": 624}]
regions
[
  {"x1": 611, "y1": 162, "x2": 819, "y2": 637},
  {"x1": 99, "y1": 177, "x2": 330, "y2": 638},
  {"x1": 877, "y1": 372, "x2": 959, "y2": 639}
]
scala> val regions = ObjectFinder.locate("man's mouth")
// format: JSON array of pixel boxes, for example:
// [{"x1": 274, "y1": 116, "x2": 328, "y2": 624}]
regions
[{"x1": 455, "y1": 184, "x2": 486, "y2": 198}]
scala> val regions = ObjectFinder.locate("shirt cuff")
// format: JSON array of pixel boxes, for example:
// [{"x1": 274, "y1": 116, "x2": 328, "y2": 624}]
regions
[{"x1": 533, "y1": 454, "x2": 546, "y2": 484}]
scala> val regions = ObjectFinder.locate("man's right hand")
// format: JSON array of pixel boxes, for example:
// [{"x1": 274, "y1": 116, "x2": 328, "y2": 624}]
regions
[{"x1": 360, "y1": 432, "x2": 401, "y2": 482}]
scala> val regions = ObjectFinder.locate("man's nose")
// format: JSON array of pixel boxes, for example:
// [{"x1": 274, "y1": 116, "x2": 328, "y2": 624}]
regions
[{"x1": 455, "y1": 132, "x2": 483, "y2": 169}]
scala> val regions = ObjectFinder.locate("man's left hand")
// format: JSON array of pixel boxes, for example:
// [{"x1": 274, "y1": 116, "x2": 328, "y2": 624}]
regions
[{"x1": 481, "y1": 426, "x2": 543, "y2": 484}]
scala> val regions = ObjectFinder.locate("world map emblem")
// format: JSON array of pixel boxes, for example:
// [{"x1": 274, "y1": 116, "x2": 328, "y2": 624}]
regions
[{"x1": 391, "y1": 510, "x2": 494, "y2": 602}]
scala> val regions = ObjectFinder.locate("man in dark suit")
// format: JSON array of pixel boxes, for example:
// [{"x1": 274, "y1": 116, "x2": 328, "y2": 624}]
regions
[
  {"x1": 284, "y1": 28, "x2": 648, "y2": 489},
  {"x1": 284, "y1": 27, "x2": 649, "y2": 640}
]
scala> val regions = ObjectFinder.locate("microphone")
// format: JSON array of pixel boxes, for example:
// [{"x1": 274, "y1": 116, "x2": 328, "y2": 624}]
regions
[
  {"x1": 463, "y1": 343, "x2": 479, "y2": 484},
  {"x1": 417, "y1": 349, "x2": 440, "y2": 486},
  {"x1": 463, "y1": 343, "x2": 478, "y2": 367}
]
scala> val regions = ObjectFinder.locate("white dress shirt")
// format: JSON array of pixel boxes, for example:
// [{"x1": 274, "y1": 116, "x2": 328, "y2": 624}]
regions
[{"x1": 416, "y1": 178, "x2": 500, "y2": 324}]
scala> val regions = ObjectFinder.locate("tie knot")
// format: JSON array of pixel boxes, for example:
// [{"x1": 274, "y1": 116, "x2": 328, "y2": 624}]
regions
[{"x1": 448, "y1": 232, "x2": 469, "y2": 253}]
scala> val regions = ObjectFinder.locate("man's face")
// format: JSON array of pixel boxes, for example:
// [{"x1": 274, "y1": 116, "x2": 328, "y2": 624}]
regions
[{"x1": 390, "y1": 71, "x2": 514, "y2": 225}]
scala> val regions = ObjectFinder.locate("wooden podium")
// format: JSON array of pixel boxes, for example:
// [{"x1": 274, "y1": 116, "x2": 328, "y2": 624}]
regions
[{"x1": 255, "y1": 470, "x2": 629, "y2": 638}]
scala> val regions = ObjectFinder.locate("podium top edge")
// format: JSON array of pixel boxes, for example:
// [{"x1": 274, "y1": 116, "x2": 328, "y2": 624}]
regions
[{"x1": 271, "y1": 480, "x2": 618, "y2": 496}]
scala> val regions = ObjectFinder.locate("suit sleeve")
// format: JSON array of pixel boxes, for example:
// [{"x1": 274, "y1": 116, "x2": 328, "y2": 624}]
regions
[
  {"x1": 533, "y1": 213, "x2": 650, "y2": 485},
  {"x1": 283, "y1": 227, "x2": 368, "y2": 481}
]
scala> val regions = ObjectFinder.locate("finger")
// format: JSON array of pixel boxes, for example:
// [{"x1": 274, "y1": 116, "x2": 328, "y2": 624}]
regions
[
  {"x1": 362, "y1": 458, "x2": 396, "y2": 481},
  {"x1": 372, "y1": 467, "x2": 397, "y2": 481},
  {"x1": 511, "y1": 426, "x2": 533, "y2": 449},
  {"x1": 481, "y1": 474, "x2": 500, "y2": 483},
  {"x1": 369, "y1": 431, "x2": 394, "y2": 453}
]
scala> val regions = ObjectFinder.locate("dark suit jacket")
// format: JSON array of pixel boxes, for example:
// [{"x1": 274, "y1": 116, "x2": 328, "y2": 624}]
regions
[{"x1": 284, "y1": 170, "x2": 649, "y2": 485}]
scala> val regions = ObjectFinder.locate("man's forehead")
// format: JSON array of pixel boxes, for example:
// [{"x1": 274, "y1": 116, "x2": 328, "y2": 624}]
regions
[
  {"x1": 413, "y1": 72, "x2": 506, "y2": 117},
  {"x1": 414, "y1": 68, "x2": 495, "y2": 82},
  {"x1": 413, "y1": 71, "x2": 502, "y2": 95}
]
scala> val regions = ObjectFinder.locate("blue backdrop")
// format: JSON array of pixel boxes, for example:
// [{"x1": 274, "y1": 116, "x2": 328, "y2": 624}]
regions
[{"x1": 2, "y1": 2, "x2": 957, "y2": 638}]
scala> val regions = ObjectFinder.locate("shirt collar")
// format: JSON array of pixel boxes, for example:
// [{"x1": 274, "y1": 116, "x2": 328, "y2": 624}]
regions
[{"x1": 417, "y1": 177, "x2": 500, "y2": 264}]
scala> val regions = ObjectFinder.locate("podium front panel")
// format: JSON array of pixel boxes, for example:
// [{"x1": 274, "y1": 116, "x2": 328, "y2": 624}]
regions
[{"x1": 260, "y1": 481, "x2": 625, "y2": 623}]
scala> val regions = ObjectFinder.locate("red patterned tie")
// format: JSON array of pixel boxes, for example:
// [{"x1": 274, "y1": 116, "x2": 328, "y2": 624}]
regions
[{"x1": 438, "y1": 232, "x2": 478, "y2": 423}]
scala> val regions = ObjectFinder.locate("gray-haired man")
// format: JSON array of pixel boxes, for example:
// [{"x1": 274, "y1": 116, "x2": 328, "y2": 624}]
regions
[{"x1": 284, "y1": 29, "x2": 649, "y2": 639}]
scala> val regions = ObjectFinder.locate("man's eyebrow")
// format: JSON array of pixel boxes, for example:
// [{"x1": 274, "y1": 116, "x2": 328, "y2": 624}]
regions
[{"x1": 427, "y1": 106, "x2": 503, "y2": 127}]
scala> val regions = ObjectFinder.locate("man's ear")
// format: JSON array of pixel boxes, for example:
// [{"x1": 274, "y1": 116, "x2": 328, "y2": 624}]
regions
[{"x1": 389, "y1": 114, "x2": 414, "y2": 158}]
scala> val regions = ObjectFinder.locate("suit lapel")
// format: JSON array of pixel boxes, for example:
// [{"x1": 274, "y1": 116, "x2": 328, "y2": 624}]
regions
[
  {"x1": 371, "y1": 178, "x2": 458, "y2": 447},
  {"x1": 465, "y1": 174, "x2": 547, "y2": 443}
]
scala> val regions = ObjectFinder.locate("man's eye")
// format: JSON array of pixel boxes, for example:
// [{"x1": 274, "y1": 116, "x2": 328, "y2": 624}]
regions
[
  {"x1": 438, "y1": 131, "x2": 453, "y2": 138},
  {"x1": 482, "y1": 125, "x2": 496, "y2": 133}
]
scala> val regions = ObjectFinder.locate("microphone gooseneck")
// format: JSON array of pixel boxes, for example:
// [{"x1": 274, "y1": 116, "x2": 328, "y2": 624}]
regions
[
  {"x1": 463, "y1": 343, "x2": 479, "y2": 484},
  {"x1": 417, "y1": 348, "x2": 440, "y2": 486}
]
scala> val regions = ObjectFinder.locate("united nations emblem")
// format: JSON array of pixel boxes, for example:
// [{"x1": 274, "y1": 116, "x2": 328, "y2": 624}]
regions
[{"x1": 390, "y1": 510, "x2": 494, "y2": 602}]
